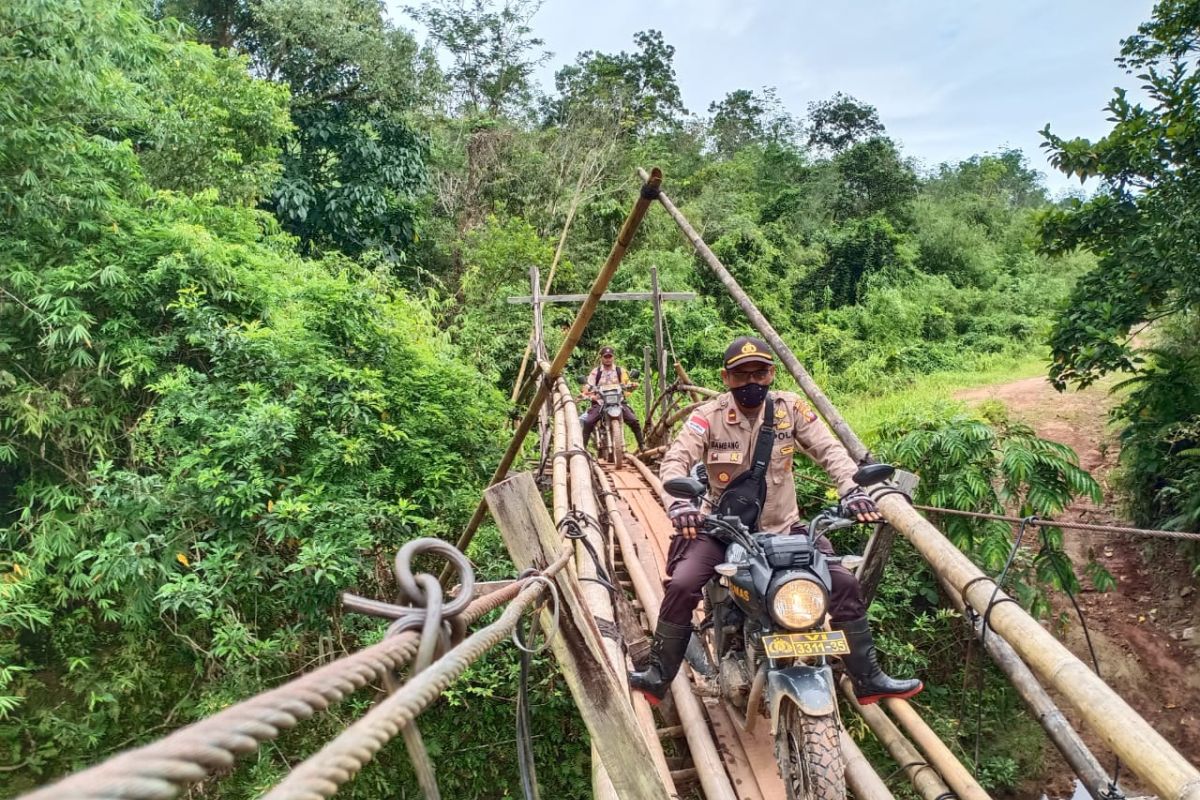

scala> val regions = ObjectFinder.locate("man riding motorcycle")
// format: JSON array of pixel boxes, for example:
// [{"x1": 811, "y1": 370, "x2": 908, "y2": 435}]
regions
[
  {"x1": 580, "y1": 345, "x2": 646, "y2": 451},
  {"x1": 629, "y1": 335, "x2": 923, "y2": 706}
]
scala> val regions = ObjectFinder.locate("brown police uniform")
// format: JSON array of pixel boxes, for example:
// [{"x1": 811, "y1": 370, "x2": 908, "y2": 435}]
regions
[
  {"x1": 659, "y1": 391, "x2": 859, "y2": 531},
  {"x1": 656, "y1": 391, "x2": 868, "y2": 627}
]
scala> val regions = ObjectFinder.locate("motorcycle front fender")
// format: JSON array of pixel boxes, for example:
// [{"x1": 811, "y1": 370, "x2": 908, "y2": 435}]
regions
[{"x1": 767, "y1": 664, "x2": 836, "y2": 735}]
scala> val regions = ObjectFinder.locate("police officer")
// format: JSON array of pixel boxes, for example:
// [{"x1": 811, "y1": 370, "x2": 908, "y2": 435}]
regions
[
  {"x1": 629, "y1": 336, "x2": 923, "y2": 706},
  {"x1": 580, "y1": 346, "x2": 645, "y2": 451}
]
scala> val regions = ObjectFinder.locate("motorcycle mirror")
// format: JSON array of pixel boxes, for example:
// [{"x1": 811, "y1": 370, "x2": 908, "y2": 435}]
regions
[
  {"x1": 663, "y1": 476, "x2": 705, "y2": 500},
  {"x1": 629, "y1": 368, "x2": 641, "y2": 380},
  {"x1": 853, "y1": 463, "x2": 896, "y2": 487},
  {"x1": 576, "y1": 374, "x2": 589, "y2": 386}
]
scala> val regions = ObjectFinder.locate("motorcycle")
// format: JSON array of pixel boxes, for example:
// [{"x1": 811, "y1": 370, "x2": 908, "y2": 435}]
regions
[
  {"x1": 580, "y1": 369, "x2": 639, "y2": 468},
  {"x1": 663, "y1": 462, "x2": 895, "y2": 800}
]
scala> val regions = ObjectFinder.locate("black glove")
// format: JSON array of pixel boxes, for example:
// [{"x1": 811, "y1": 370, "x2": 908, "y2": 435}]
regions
[
  {"x1": 840, "y1": 488, "x2": 881, "y2": 522},
  {"x1": 668, "y1": 500, "x2": 704, "y2": 538}
]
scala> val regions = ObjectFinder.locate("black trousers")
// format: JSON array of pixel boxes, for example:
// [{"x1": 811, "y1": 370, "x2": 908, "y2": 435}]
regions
[
  {"x1": 580, "y1": 402, "x2": 642, "y2": 439},
  {"x1": 657, "y1": 531, "x2": 866, "y2": 627}
]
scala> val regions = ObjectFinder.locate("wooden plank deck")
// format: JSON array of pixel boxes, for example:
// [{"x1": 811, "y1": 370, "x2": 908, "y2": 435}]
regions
[{"x1": 608, "y1": 465, "x2": 787, "y2": 800}]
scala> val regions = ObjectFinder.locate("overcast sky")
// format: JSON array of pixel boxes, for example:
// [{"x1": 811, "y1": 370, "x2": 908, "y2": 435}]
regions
[{"x1": 388, "y1": 0, "x2": 1156, "y2": 195}]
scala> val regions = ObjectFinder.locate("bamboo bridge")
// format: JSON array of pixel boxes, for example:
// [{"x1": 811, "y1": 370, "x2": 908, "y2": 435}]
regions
[{"x1": 18, "y1": 169, "x2": 1200, "y2": 800}]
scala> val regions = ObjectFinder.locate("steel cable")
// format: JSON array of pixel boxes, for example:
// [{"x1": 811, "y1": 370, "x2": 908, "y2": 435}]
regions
[
  {"x1": 19, "y1": 581, "x2": 522, "y2": 800},
  {"x1": 260, "y1": 548, "x2": 573, "y2": 800}
]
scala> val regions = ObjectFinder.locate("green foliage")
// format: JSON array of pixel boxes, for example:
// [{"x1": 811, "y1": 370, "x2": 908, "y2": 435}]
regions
[
  {"x1": 805, "y1": 92, "x2": 885, "y2": 155},
  {"x1": 1038, "y1": 0, "x2": 1200, "y2": 551},
  {"x1": 408, "y1": 0, "x2": 549, "y2": 118},
  {"x1": 2, "y1": 0, "x2": 1134, "y2": 793},
  {"x1": 549, "y1": 30, "x2": 687, "y2": 137},
  {"x1": 871, "y1": 400, "x2": 1104, "y2": 613},
  {"x1": 167, "y1": 0, "x2": 433, "y2": 258},
  {"x1": 0, "y1": 0, "x2": 510, "y2": 788}
]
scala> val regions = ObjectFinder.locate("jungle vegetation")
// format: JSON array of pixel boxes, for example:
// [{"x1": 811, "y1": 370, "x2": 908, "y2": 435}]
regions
[{"x1": 1, "y1": 0, "x2": 1191, "y2": 796}]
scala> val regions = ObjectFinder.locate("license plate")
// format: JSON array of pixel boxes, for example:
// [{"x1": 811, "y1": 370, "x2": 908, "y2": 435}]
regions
[{"x1": 762, "y1": 630, "x2": 850, "y2": 658}]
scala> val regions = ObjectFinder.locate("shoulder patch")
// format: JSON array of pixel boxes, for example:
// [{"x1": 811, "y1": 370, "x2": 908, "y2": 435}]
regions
[
  {"x1": 685, "y1": 414, "x2": 709, "y2": 436},
  {"x1": 794, "y1": 400, "x2": 818, "y2": 423}
]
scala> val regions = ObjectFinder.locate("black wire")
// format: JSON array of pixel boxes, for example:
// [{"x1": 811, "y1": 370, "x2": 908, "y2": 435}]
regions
[
  {"x1": 1036, "y1": 526, "x2": 1125, "y2": 799},
  {"x1": 516, "y1": 612, "x2": 541, "y2": 800},
  {"x1": 557, "y1": 511, "x2": 616, "y2": 596},
  {"x1": 971, "y1": 515, "x2": 1033, "y2": 772}
]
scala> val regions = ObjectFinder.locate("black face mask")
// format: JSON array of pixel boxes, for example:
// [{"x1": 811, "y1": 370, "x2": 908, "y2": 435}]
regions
[{"x1": 731, "y1": 382, "x2": 768, "y2": 408}]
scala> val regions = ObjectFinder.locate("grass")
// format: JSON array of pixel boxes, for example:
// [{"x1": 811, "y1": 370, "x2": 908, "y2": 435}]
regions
[{"x1": 833, "y1": 352, "x2": 1050, "y2": 438}]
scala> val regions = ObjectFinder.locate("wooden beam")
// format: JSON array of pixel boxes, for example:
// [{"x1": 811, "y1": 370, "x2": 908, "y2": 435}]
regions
[
  {"x1": 507, "y1": 291, "x2": 697, "y2": 304},
  {"x1": 858, "y1": 470, "x2": 919, "y2": 605},
  {"x1": 651, "y1": 267, "x2": 667, "y2": 399},
  {"x1": 485, "y1": 473, "x2": 673, "y2": 800}
]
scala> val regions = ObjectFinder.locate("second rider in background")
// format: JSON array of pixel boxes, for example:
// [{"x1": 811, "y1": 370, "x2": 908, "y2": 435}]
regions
[{"x1": 580, "y1": 345, "x2": 646, "y2": 451}]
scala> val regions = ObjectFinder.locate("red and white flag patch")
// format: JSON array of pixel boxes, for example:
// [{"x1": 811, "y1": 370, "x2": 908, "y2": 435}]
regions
[{"x1": 685, "y1": 414, "x2": 709, "y2": 436}]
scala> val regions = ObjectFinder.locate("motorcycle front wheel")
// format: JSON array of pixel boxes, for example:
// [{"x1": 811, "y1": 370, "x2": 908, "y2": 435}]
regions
[
  {"x1": 775, "y1": 703, "x2": 845, "y2": 800},
  {"x1": 610, "y1": 417, "x2": 625, "y2": 468}
]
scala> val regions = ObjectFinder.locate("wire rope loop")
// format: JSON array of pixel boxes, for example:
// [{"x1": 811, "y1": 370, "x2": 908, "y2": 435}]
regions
[
  {"x1": 511, "y1": 575, "x2": 561, "y2": 656},
  {"x1": 395, "y1": 537, "x2": 475, "y2": 618}
]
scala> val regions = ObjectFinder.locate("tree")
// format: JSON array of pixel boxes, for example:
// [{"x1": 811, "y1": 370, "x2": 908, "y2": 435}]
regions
[
  {"x1": 164, "y1": 0, "x2": 433, "y2": 259},
  {"x1": 549, "y1": 30, "x2": 686, "y2": 137},
  {"x1": 408, "y1": 0, "x2": 549, "y2": 118},
  {"x1": 1039, "y1": 0, "x2": 1200, "y2": 389},
  {"x1": 708, "y1": 87, "x2": 799, "y2": 157},
  {"x1": 1039, "y1": 0, "x2": 1200, "y2": 534},
  {"x1": 833, "y1": 137, "x2": 918, "y2": 222},
  {"x1": 806, "y1": 91, "x2": 885, "y2": 154},
  {"x1": 0, "y1": 0, "x2": 510, "y2": 785}
]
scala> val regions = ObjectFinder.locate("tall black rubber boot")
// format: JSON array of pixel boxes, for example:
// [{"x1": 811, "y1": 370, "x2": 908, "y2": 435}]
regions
[
  {"x1": 834, "y1": 616, "x2": 923, "y2": 706},
  {"x1": 631, "y1": 420, "x2": 646, "y2": 451},
  {"x1": 629, "y1": 620, "x2": 691, "y2": 705}
]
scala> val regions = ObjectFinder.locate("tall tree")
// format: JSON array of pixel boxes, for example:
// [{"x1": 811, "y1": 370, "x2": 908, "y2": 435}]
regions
[
  {"x1": 549, "y1": 30, "x2": 686, "y2": 137},
  {"x1": 163, "y1": 0, "x2": 434, "y2": 258},
  {"x1": 806, "y1": 91, "x2": 885, "y2": 155},
  {"x1": 1039, "y1": 0, "x2": 1200, "y2": 389},
  {"x1": 1039, "y1": 0, "x2": 1200, "y2": 531},
  {"x1": 708, "y1": 87, "x2": 798, "y2": 157},
  {"x1": 408, "y1": 0, "x2": 549, "y2": 118}
]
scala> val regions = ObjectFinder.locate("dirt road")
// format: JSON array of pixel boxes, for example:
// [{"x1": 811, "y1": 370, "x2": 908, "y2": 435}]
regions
[{"x1": 955, "y1": 375, "x2": 1200, "y2": 797}]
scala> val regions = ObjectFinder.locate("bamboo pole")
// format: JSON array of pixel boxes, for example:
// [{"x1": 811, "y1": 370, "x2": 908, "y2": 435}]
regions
[
  {"x1": 883, "y1": 697, "x2": 991, "y2": 800},
  {"x1": 879, "y1": 495, "x2": 1200, "y2": 800},
  {"x1": 938, "y1": 575, "x2": 1118, "y2": 799},
  {"x1": 858, "y1": 470, "x2": 919, "y2": 605},
  {"x1": 446, "y1": 168, "x2": 663, "y2": 579},
  {"x1": 841, "y1": 731, "x2": 896, "y2": 800},
  {"x1": 840, "y1": 678, "x2": 954, "y2": 800},
  {"x1": 639, "y1": 167, "x2": 867, "y2": 461},
  {"x1": 673, "y1": 362, "x2": 704, "y2": 404},
  {"x1": 641, "y1": 166, "x2": 1200, "y2": 800},
  {"x1": 555, "y1": 379, "x2": 626, "y2": 800},
  {"x1": 592, "y1": 464, "x2": 739, "y2": 800}
]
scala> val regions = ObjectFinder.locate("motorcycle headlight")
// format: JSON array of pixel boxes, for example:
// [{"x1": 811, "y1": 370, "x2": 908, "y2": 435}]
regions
[{"x1": 770, "y1": 579, "x2": 828, "y2": 630}]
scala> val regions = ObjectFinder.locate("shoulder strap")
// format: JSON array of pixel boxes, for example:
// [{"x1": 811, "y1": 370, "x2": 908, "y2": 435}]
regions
[{"x1": 748, "y1": 394, "x2": 775, "y2": 480}]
